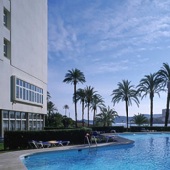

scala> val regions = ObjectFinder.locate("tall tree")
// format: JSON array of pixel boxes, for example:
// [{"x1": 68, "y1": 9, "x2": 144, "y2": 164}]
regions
[
  {"x1": 157, "y1": 63, "x2": 170, "y2": 127},
  {"x1": 84, "y1": 86, "x2": 96, "y2": 127},
  {"x1": 95, "y1": 106, "x2": 118, "y2": 127},
  {"x1": 111, "y1": 80, "x2": 139, "y2": 130},
  {"x1": 47, "y1": 101, "x2": 57, "y2": 116},
  {"x1": 47, "y1": 91, "x2": 51, "y2": 102},
  {"x1": 63, "y1": 104, "x2": 69, "y2": 116},
  {"x1": 137, "y1": 73, "x2": 163, "y2": 127},
  {"x1": 63, "y1": 68, "x2": 85, "y2": 127},
  {"x1": 62, "y1": 115, "x2": 74, "y2": 128},
  {"x1": 90, "y1": 94, "x2": 105, "y2": 125},
  {"x1": 46, "y1": 101, "x2": 57, "y2": 126},
  {"x1": 75, "y1": 88, "x2": 86, "y2": 126}
]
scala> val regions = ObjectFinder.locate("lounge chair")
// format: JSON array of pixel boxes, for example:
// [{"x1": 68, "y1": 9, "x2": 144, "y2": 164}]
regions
[
  {"x1": 39, "y1": 141, "x2": 51, "y2": 148},
  {"x1": 110, "y1": 130, "x2": 117, "y2": 133},
  {"x1": 28, "y1": 140, "x2": 44, "y2": 149},
  {"x1": 100, "y1": 133, "x2": 117, "y2": 143},
  {"x1": 28, "y1": 140, "x2": 37, "y2": 149},
  {"x1": 56, "y1": 140, "x2": 70, "y2": 146},
  {"x1": 91, "y1": 131, "x2": 106, "y2": 143},
  {"x1": 28, "y1": 140, "x2": 52, "y2": 148},
  {"x1": 104, "y1": 135, "x2": 117, "y2": 142},
  {"x1": 48, "y1": 140, "x2": 61, "y2": 147},
  {"x1": 48, "y1": 140, "x2": 70, "y2": 146},
  {"x1": 28, "y1": 140, "x2": 70, "y2": 149},
  {"x1": 59, "y1": 140, "x2": 70, "y2": 146}
]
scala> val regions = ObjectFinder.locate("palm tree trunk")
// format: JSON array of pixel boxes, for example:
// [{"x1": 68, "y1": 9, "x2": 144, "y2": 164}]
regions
[
  {"x1": 87, "y1": 103, "x2": 90, "y2": 127},
  {"x1": 82, "y1": 101, "x2": 84, "y2": 127},
  {"x1": 74, "y1": 83, "x2": 77, "y2": 128},
  {"x1": 125, "y1": 100, "x2": 129, "y2": 131},
  {"x1": 150, "y1": 96, "x2": 153, "y2": 127},
  {"x1": 165, "y1": 92, "x2": 170, "y2": 127},
  {"x1": 93, "y1": 109, "x2": 96, "y2": 126}
]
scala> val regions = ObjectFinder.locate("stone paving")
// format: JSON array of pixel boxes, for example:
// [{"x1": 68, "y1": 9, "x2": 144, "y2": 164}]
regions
[{"x1": 0, "y1": 135, "x2": 134, "y2": 170}]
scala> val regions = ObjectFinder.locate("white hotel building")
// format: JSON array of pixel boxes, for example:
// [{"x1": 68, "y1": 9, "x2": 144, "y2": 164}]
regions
[{"x1": 0, "y1": 0, "x2": 47, "y2": 137}]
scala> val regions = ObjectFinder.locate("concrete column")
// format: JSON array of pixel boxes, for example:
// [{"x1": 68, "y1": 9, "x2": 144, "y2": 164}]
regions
[
  {"x1": 43, "y1": 114, "x2": 45, "y2": 130},
  {"x1": 26, "y1": 112, "x2": 29, "y2": 131},
  {"x1": 0, "y1": 110, "x2": 3, "y2": 137}
]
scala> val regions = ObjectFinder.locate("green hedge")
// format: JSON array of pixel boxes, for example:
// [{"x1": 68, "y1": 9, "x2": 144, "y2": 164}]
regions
[{"x1": 4, "y1": 128, "x2": 91, "y2": 150}]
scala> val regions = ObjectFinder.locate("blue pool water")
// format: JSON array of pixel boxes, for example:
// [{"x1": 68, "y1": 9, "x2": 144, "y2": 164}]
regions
[{"x1": 23, "y1": 133, "x2": 170, "y2": 170}]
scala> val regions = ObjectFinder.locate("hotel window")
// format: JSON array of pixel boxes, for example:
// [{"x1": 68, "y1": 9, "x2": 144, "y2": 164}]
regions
[
  {"x1": 4, "y1": 39, "x2": 7, "y2": 57},
  {"x1": 9, "y1": 120, "x2": 15, "y2": 130},
  {"x1": 12, "y1": 76, "x2": 43, "y2": 106},
  {"x1": 3, "y1": 120, "x2": 9, "y2": 131},
  {"x1": 29, "y1": 121, "x2": 33, "y2": 130},
  {"x1": 3, "y1": 8, "x2": 10, "y2": 29},
  {"x1": 16, "y1": 112, "x2": 21, "y2": 119},
  {"x1": 3, "y1": 111, "x2": 9, "y2": 118},
  {"x1": 40, "y1": 121, "x2": 43, "y2": 130},
  {"x1": 4, "y1": 39, "x2": 11, "y2": 59},
  {"x1": 21, "y1": 112, "x2": 26, "y2": 119},
  {"x1": 33, "y1": 121, "x2": 37, "y2": 130},
  {"x1": 37, "y1": 114, "x2": 40, "y2": 120},
  {"x1": 3, "y1": 9, "x2": 7, "y2": 27},
  {"x1": 9, "y1": 111, "x2": 15, "y2": 119},
  {"x1": 33, "y1": 114, "x2": 37, "y2": 120},
  {"x1": 21, "y1": 121, "x2": 26, "y2": 130},
  {"x1": 16, "y1": 121, "x2": 21, "y2": 130},
  {"x1": 37, "y1": 122, "x2": 40, "y2": 130}
]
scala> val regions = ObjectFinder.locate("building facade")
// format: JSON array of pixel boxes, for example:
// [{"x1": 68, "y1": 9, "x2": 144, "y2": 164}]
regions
[{"x1": 0, "y1": 0, "x2": 47, "y2": 137}]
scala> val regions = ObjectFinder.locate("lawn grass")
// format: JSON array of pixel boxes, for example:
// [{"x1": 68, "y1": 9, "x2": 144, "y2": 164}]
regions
[{"x1": 0, "y1": 143, "x2": 4, "y2": 150}]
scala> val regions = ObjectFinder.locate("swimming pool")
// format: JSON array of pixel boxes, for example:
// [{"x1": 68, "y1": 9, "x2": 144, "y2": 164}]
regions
[{"x1": 23, "y1": 133, "x2": 170, "y2": 170}]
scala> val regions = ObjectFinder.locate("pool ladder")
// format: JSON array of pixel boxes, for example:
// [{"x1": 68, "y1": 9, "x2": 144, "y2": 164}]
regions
[{"x1": 85, "y1": 134, "x2": 97, "y2": 148}]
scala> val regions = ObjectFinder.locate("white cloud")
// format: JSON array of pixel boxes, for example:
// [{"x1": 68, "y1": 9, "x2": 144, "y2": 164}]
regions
[
  {"x1": 154, "y1": 0, "x2": 170, "y2": 10},
  {"x1": 138, "y1": 57, "x2": 149, "y2": 63},
  {"x1": 49, "y1": 0, "x2": 170, "y2": 66}
]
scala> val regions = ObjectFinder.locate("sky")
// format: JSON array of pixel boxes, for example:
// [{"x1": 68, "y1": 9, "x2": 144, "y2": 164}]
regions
[{"x1": 48, "y1": 0, "x2": 170, "y2": 120}]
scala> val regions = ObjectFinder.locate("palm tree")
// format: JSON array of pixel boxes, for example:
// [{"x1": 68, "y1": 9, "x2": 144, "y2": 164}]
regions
[
  {"x1": 137, "y1": 73, "x2": 163, "y2": 127},
  {"x1": 111, "y1": 80, "x2": 139, "y2": 130},
  {"x1": 47, "y1": 101, "x2": 57, "y2": 116},
  {"x1": 47, "y1": 91, "x2": 51, "y2": 102},
  {"x1": 157, "y1": 63, "x2": 170, "y2": 127},
  {"x1": 75, "y1": 88, "x2": 86, "y2": 126},
  {"x1": 95, "y1": 106, "x2": 118, "y2": 127},
  {"x1": 63, "y1": 104, "x2": 69, "y2": 116},
  {"x1": 90, "y1": 94, "x2": 105, "y2": 125},
  {"x1": 47, "y1": 101, "x2": 57, "y2": 126},
  {"x1": 84, "y1": 86, "x2": 96, "y2": 127},
  {"x1": 63, "y1": 68, "x2": 86, "y2": 127},
  {"x1": 132, "y1": 113, "x2": 148, "y2": 126}
]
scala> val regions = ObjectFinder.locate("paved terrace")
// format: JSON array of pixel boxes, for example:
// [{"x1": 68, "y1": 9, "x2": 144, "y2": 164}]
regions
[{"x1": 0, "y1": 134, "x2": 134, "y2": 170}]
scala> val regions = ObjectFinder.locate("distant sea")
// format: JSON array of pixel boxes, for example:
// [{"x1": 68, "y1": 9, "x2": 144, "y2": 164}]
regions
[{"x1": 113, "y1": 123, "x2": 169, "y2": 127}]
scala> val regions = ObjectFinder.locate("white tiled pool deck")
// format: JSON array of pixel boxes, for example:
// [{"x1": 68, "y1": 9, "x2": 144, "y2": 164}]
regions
[{"x1": 0, "y1": 135, "x2": 133, "y2": 170}]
